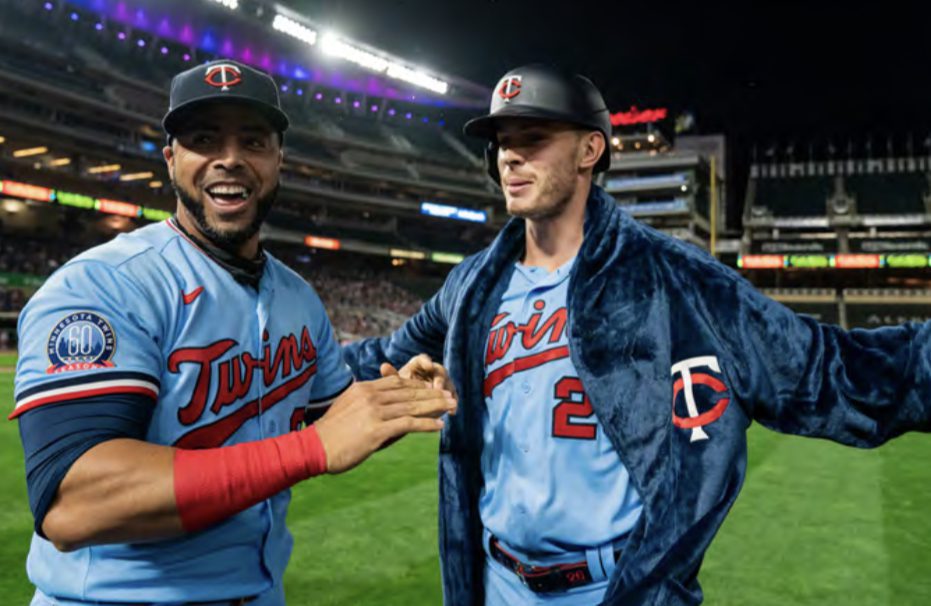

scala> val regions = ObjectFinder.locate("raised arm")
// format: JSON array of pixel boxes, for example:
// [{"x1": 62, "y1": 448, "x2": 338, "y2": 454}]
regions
[{"x1": 726, "y1": 277, "x2": 931, "y2": 446}]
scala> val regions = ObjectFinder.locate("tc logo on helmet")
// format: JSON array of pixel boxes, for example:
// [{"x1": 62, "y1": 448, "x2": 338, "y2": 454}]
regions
[
  {"x1": 204, "y1": 64, "x2": 242, "y2": 91},
  {"x1": 497, "y1": 75, "x2": 522, "y2": 102},
  {"x1": 671, "y1": 355, "x2": 730, "y2": 442}
]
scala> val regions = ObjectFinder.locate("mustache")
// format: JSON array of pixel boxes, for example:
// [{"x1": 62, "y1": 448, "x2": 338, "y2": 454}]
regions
[{"x1": 171, "y1": 179, "x2": 279, "y2": 251}]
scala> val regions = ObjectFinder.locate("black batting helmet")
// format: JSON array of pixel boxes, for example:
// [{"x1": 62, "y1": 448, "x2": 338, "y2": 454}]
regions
[{"x1": 463, "y1": 64, "x2": 612, "y2": 184}]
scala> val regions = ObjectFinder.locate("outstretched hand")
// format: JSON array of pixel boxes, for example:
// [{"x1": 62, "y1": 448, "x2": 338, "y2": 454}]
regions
[
  {"x1": 314, "y1": 374, "x2": 457, "y2": 474},
  {"x1": 381, "y1": 354, "x2": 457, "y2": 400}
]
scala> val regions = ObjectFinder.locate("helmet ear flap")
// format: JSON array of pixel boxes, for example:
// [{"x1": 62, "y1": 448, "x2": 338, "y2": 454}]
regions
[{"x1": 485, "y1": 143, "x2": 500, "y2": 185}]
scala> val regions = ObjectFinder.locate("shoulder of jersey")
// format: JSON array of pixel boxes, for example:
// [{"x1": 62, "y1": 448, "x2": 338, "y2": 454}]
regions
[{"x1": 67, "y1": 221, "x2": 177, "y2": 270}]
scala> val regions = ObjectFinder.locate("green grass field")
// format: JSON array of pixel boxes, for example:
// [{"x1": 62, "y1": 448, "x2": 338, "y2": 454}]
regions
[{"x1": 2, "y1": 357, "x2": 930, "y2": 604}]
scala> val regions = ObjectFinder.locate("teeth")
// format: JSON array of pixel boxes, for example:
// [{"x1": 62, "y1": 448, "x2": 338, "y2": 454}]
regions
[{"x1": 207, "y1": 184, "x2": 250, "y2": 197}]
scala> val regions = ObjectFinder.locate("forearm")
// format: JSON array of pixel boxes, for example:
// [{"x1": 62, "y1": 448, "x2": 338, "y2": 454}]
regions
[
  {"x1": 42, "y1": 438, "x2": 180, "y2": 551},
  {"x1": 43, "y1": 427, "x2": 328, "y2": 551}
]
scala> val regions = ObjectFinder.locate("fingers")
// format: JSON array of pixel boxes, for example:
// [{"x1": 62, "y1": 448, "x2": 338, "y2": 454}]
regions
[
  {"x1": 381, "y1": 416, "x2": 445, "y2": 441},
  {"x1": 380, "y1": 362, "x2": 398, "y2": 377},
  {"x1": 380, "y1": 395, "x2": 457, "y2": 421},
  {"x1": 368, "y1": 373, "x2": 437, "y2": 391},
  {"x1": 374, "y1": 386, "x2": 457, "y2": 408}
]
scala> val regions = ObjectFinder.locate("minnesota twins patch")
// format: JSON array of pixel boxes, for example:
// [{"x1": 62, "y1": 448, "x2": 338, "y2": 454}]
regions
[{"x1": 46, "y1": 311, "x2": 117, "y2": 374}]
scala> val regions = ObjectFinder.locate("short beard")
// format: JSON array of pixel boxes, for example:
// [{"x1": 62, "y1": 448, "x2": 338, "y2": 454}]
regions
[
  {"x1": 507, "y1": 165, "x2": 577, "y2": 222},
  {"x1": 172, "y1": 179, "x2": 278, "y2": 252}
]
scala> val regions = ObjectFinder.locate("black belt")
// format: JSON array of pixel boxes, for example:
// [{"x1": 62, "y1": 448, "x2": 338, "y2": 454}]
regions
[{"x1": 488, "y1": 535, "x2": 621, "y2": 594}]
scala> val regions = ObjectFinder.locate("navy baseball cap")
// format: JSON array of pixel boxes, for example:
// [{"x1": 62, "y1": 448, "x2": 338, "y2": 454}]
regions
[{"x1": 162, "y1": 59, "x2": 290, "y2": 137}]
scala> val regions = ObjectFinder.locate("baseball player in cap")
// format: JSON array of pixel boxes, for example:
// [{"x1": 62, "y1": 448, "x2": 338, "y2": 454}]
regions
[
  {"x1": 343, "y1": 63, "x2": 931, "y2": 605},
  {"x1": 11, "y1": 59, "x2": 456, "y2": 605}
]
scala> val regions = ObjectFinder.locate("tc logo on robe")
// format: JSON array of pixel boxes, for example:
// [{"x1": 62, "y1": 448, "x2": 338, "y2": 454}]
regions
[
  {"x1": 497, "y1": 75, "x2": 522, "y2": 101},
  {"x1": 670, "y1": 355, "x2": 730, "y2": 442},
  {"x1": 204, "y1": 64, "x2": 242, "y2": 91}
]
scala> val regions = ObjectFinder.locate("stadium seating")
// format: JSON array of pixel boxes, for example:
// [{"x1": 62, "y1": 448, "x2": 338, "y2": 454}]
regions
[
  {"x1": 846, "y1": 173, "x2": 928, "y2": 215},
  {"x1": 753, "y1": 176, "x2": 832, "y2": 217}
]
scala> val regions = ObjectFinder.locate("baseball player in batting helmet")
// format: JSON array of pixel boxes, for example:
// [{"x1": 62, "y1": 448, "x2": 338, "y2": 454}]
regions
[
  {"x1": 12, "y1": 59, "x2": 456, "y2": 605},
  {"x1": 343, "y1": 63, "x2": 931, "y2": 605}
]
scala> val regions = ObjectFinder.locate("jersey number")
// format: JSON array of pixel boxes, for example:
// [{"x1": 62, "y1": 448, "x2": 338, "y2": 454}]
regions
[{"x1": 552, "y1": 377, "x2": 597, "y2": 440}]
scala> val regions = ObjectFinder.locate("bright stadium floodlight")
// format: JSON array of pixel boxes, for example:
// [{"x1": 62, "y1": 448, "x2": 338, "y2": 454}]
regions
[
  {"x1": 272, "y1": 13, "x2": 317, "y2": 46},
  {"x1": 321, "y1": 33, "x2": 389, "y2": 72},
  {"x1": 208, "y1": 0, "x2": 238, "y2": 10},
  {"x1": 386, "y1": 62, "x2": 448, "y2": 95},
  {"x1": 318, "y1": 32, "x2": 448, "y2": 95}
]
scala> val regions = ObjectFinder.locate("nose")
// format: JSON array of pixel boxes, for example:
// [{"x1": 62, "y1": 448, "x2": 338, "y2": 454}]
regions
[
  {"x1": 212, "y1": 136, "x2": 246, "y2": 171},
  {"x1": 498, "y1": 145, "x2": 525, "y2": 173}
]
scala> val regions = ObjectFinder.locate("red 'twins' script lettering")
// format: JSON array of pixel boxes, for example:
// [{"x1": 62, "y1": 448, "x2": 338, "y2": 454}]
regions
[
  {"x1": 485, "y1": 301, "x2": 567, "y2": 366},
  {"x1": 169, "y1": 327, "x2": 317, "y2": 427}
]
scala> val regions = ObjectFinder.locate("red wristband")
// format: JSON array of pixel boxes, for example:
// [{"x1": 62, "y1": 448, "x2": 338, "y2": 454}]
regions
[{"x1": 173, "y1": 425, "x2": 327, "y2": 532}]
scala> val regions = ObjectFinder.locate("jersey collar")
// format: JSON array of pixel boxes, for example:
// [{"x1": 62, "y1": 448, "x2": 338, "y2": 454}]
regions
[{"x1": 168, "y1": 216, "x2": 267, "y2": 289}]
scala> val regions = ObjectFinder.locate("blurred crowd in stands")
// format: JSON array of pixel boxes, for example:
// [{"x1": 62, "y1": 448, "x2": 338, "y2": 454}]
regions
[
  {"x1": 307, "y1": 267, "x2": 424, "y2": 342},
  {"x1": 0, "y1": 230, "x2": 431, "y2": 350}
]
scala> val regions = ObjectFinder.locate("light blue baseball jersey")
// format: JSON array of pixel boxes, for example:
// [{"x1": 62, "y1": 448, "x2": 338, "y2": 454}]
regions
[
  {"x1": 12, "y1": 220, "x2": 351, "y2": 603},
  {"x1": 480, "y1": 257, "x2": 643, "y2": 556}
]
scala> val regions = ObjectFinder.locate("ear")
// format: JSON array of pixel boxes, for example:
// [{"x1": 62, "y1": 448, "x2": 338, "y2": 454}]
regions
[
  {"x1": 578, "y1": 131, "x2": 606, "y2": 171},
  {"x1": 163, "y1": 144, "x2": 175, "y2": 181}
]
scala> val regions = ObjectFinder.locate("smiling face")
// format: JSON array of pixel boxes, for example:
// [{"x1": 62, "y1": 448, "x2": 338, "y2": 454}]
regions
[
  {"x1": 163, "y1": 103, "x2": 283, "y2": 254},
  {"x1": 494, "y1": 118, "x2": 596, "y2": 221}
]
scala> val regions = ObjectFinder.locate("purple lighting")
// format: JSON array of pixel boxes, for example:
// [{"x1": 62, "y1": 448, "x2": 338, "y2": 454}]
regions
[
  {"x1": 334, "y1": 97, "x2": 342, "y2": 104},
  {"x1": 44, "y1": 2, "x2": 53, "y2": 10},
  {"x1": 296, "y1": 89, "x2": 303, "y2": 96},
  {"x1": 405, "y1": 112, "x2": 413, "y2": 120},
  {"x1": 422, "y1": 116, "x2": 429, "y2": 123},
  {"x1": 182, "y1": 53, "x2": 191, "y2": 61},
  {"x1": 70, "y1": 12, "x2": 79, "y2": 21},
  {"x1": 281, "y1": 84, "x2": 289, "y2": 92},
  {"x1": 387, "y1": 108, "x2": 396, "y2": 116},
  {"x1": 94, "y1": 22, "x2": 103, "y2": 30},
  {"x1": 370, "y1": 105, "x2": 379, "y2": 112},
  {"x1": 137, "y1": 39, "x2": 146, "y2": 47},
  {"x1": 180, "y1": 24, "x2": 194, "y2": 44},
  {"x1": 352, "y1": 100, "x2": 361, "y2": 109},
  {"x1": 160, "y1": 46, "x2": 168, "y2": 55},
  {"x1": 314, "y1": 92, "x2": 323, "y2": 101},
  {"x1": 117, "y1": 32, "x2": 127, "y2": 40}
]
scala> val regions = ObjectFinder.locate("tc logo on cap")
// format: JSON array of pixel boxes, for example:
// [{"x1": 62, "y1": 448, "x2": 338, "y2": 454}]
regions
[
  {"x1": 204, "y1": 64, "x2": 242, "y2": 91},
  {"x1": 497, "y1": 75, "x2": 522, "y2": 102}
]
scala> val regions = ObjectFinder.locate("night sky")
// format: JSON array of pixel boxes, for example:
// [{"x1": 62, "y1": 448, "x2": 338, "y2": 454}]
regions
[
  {"x1": 285, "y1": 1, "x2": 931, "y2": 217},
  {"x1": 288, "y1": 1, "x2": 931, "y2": 148}
]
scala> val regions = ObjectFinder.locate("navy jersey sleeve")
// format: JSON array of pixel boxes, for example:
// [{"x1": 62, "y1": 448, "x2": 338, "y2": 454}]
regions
[{"x1": 728, "y1": 277, "x2": 931, "y2": 447}]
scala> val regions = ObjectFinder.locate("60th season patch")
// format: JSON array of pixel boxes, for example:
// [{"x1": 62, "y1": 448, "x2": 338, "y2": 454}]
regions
[{"x1": 46, "y1": 311, "x2": 117, "y2": 374}]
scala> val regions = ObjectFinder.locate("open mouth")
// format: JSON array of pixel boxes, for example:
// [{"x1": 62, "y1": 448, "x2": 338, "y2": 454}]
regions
[{"x1": 205, "y1": 183, "x2": 253, "y2": 208}]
